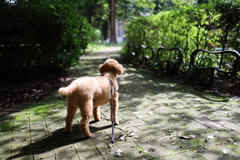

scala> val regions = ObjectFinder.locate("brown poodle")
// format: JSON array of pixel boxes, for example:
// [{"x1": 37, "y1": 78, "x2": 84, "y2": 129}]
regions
[{"x1": 58, "y1": 59, "x2": 123, "y2": 137}]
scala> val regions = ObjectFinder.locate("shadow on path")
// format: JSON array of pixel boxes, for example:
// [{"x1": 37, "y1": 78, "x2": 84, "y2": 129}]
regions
[
  {"x1": 1, "y1": 47, "x2": 240, "y2": 160},
  {"x1": 7, "y1": 123, "x2": 112, "y2": 160}
]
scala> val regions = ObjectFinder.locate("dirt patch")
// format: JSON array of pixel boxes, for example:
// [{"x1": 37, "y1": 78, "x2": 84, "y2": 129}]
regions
[{"x1": 0, "y1": 75, "x2": 63, "y2": 108}]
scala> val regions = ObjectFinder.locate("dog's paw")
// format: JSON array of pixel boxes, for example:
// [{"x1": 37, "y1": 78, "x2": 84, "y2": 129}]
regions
[
  {"x1": 114, "y1": 121, "x2": 119, "y2": 125},
  {"x1": 65, "y1": 127, "x2": 73, "y2": 133},
  {"x1": 84, "y1": 133, "x2": 94, "y2": 138}
]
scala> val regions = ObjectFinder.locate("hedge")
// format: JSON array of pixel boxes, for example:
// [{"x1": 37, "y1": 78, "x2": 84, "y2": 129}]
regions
[{"x1": 0, "y1": 0, "x2": 91, "y2": 83}]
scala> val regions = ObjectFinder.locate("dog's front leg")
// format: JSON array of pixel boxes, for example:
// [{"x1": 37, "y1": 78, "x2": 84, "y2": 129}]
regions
[{"x1": 113, "y1": 92, "x2": 119, "y2": 125}]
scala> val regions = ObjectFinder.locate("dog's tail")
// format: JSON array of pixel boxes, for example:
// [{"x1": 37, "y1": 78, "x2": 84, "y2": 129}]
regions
[{"x1": 58, "y1": 83, "x2": 77, "y2": 96}]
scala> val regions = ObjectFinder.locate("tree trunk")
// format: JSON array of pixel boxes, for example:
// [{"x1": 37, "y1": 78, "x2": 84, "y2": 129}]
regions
[{"x1": 109, "y1": 0, "x2": 117, "y2": 43}]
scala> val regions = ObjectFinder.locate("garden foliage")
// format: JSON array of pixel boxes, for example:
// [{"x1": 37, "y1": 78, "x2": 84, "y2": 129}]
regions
[
  {"x1": 0, "y1": 0, "x2": 90, "y2": 83},
  {"x1": 122, "y1": 1, "x2": 240, "y2": 74}
]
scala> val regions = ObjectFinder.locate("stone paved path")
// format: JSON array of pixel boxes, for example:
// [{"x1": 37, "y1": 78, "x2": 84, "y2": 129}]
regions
[{"x1": 1, "y1": 47, "x2": 240, "y2": 160}]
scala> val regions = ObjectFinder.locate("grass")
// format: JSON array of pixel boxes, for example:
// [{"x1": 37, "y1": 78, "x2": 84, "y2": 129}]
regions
[{"x1": 86, "y1": 42, "x2": 125, "y2": 52}]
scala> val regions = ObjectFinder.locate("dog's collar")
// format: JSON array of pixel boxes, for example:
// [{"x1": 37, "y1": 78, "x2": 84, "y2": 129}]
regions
[
  {"x1": 101, "y1": 72, "x2": 115, "y2": 77},
  {"x1": 103, "y1": 76, "x2": 118, "y2": 93},
  {"x1": 108, "y1": 78, "x2": 118, "y2": 93},
  {"x1": 101, "y1": 72, "x2": 118, "y2": 92}
]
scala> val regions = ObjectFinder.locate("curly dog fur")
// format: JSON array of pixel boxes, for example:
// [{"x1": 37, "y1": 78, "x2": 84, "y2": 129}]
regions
[{"x1": 58, "y1": 59, "x2": 123, "y2": 137}]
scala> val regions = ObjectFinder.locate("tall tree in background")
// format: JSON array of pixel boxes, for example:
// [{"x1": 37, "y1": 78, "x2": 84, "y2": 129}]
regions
[
  {"x1": 76, "y1": 0, "x2": 155, "y2": 43},
  {"x1": 109, "y1": 0, "x2": 117, "y2": 43},
  {"x1": 109, "y1": 0, "x2": 156, "y2": 43}
]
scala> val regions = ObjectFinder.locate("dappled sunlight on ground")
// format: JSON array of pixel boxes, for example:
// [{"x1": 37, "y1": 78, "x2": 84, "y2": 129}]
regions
[{"x1": 1, "y1": 47, "x2": 240, "y2": 160}]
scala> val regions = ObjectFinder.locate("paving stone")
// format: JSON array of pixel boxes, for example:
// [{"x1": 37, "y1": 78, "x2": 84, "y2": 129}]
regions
[
  {"x1": 77, "y1": 148, "x2": 105, "y2": 160},
  {"x1": 174, "y1": 150, "x2": 206, "y2": 160},
  {"x1": 1, "y1": 47, "x2": 240, "y2": 160},
  {"x1": 153, "y1": 155, "x2": 180, "y2": 160},
  {"x1": 98, "y1": 144, "x2": 130, "y2": 160},
  {"x1": 72, "y1": 137, "x2": 97, "y2": 152},
  {"x1": 116, "y1": 142, "x2": 152, "y2": 160}
]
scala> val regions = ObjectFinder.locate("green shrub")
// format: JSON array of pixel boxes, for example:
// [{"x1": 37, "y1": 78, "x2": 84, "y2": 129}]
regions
[
  {"x1": 123, "y1": 5, "x2": 220, "y2": 69},
  {"x1": 0, "y1": 0, "x2": 90, "y2": 83}
]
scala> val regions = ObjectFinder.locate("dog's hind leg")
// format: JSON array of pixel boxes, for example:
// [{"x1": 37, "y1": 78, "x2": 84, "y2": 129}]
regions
[
  {"x1": 79, "y1": 101, "x2": 94, "y2": 138},
  {"x1": 65, "y1": 103, "x2": 78, "y2": 133},
  {"x1": 93, "y1": 106, "x2": 101, "y2": 121}
]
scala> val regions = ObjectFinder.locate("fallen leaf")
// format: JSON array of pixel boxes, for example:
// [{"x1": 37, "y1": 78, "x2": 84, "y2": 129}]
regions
[
  {"x1": 208, "y1": 135, "x2": 215, "y2": 139},
  {"x1": 226, "y1": 138, "x2": 234, "y2": 142},
  {"x1": 129, "y1": 132, "x2": 135, "y2": 137},
  {"x1": 115, "y1": 149, "x2": 122, "y2": 156},
  {"x1": 233, "y1": 143, "x2": 239, "y2": 146},
  {"x1": 181, "y1": 136, "x2": 190, "y2": 139},
  {"x1": 189, "y1": 135, "x2": 196, "y2": 139},
  {"x1": 178, "y1": 132, "x2": 189, "y2": 139},
  {"x1": 178, "y1": 132, "x2": 195, "y2": 139},
  {"x1": 139, "y1": 150, "x2": 146, "y2": 153},
  {"x1": 118, "y1": 133, "x2": 127, "y2": 141},
  {"x1": 223, "y1": 150, "x2": 227, "y2": 154}
]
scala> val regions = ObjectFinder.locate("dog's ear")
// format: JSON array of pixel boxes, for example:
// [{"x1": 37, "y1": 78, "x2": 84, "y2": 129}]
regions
[
  {"x1": 115, "y1": 63, "x2": 124, "y2": 75},
  {"x1": 98, "y1": 64, "x2": 104, "y2": 74}
]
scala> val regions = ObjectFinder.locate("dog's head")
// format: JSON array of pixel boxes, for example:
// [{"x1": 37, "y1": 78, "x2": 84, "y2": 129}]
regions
[{"x1": 98, "y1": 59, "x2": 123, "y2": 76}]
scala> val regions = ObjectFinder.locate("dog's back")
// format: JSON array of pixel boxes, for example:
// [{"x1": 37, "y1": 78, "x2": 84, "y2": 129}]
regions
[{"x1": 58, "y1": 77, "x2": 110, "y2": 98}]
